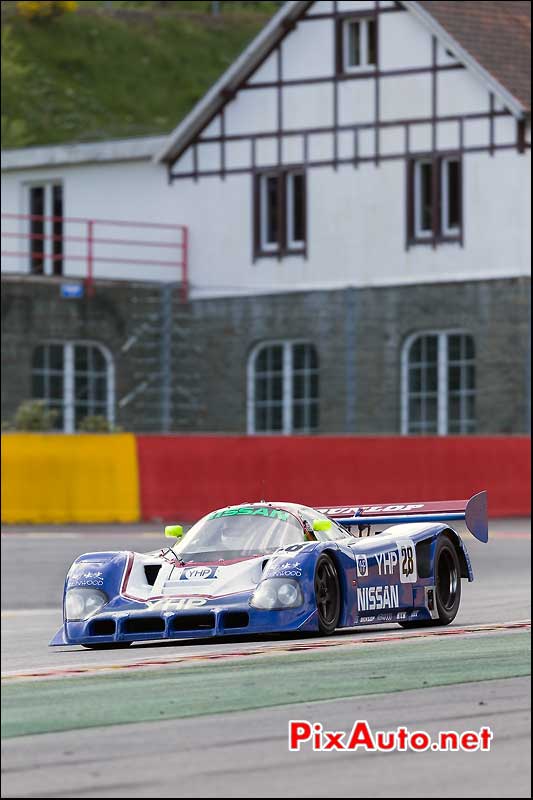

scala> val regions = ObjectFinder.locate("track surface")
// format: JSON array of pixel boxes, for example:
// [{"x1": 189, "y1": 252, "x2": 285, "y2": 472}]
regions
[
  {"x1": 2, "y1": 678, "x2": 530, "y2": 798},
  {"x1": 1, "y1": 518, "x2": 531, "y2": 798}
]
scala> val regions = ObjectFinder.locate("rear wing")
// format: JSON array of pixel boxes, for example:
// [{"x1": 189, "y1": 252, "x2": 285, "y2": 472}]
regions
[{"x1": 317, "y1": 491, "x2": 488, "y2": 543}]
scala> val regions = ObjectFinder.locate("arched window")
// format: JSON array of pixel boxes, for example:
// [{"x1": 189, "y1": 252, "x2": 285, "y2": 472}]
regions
[
  {"x1": 402, "y1": 332, "x2": 476, "y2": 435},
  {"x1": 248, "y1": 341, "x2": 319, "y2": 434},
  {"x1": 32, "y1": 342, "x2": 114, "y2": 433}
]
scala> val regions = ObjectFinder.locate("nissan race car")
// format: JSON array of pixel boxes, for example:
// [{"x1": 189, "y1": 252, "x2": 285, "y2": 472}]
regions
[{"x1": 50, "y1": 492, "x2": 488, "y2": 649}]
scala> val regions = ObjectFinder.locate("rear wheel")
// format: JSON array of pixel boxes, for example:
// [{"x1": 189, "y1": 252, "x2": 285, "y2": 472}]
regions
[
  {"x1": 314, "y1": 554, "x2": 341, "y2": 635},
  {"x1": 399, "y1": 536, "x2": 461, "y2": 629}
]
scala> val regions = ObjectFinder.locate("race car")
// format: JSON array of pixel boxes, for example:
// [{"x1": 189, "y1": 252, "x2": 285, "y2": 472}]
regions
[{"x1": 50, "y1": 492, "x2": 487, "y2": 649}]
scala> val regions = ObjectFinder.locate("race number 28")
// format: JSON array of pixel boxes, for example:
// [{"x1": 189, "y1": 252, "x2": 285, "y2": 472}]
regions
[{"x1": 399, "y1": 543, "x2": 417, "y2": 583}]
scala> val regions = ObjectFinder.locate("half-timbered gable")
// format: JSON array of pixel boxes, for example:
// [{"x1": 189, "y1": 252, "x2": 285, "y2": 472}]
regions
[{"x1": 158, "y1": 0, "x2": 530, "y2": 299}]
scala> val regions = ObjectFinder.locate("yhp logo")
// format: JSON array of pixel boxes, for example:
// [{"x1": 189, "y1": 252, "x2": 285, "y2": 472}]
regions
[{"x1": 180, "y1": 567, "x2": 217, "y2": 581}]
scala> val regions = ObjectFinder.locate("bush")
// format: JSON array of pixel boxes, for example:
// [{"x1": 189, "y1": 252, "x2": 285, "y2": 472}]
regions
[
  {"x1": 11, "y1": 400, "x2": 59, "y2": 431},
  {"x1": 17, "y1": 1, "x2": 77, "y2": 20},
  {"x1": 78, "y1": 415, "x2": 122, "y2": 433}
]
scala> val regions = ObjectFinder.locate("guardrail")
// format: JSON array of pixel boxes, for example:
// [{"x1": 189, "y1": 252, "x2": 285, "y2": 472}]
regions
[{"x1": 1, "y1": 213, "x2": 189, "y2": 301}]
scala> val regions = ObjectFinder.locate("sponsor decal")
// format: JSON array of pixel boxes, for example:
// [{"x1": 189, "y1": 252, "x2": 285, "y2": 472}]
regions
[
  {"x1": 69, "y1": 569, "x2": 104, "y2": 587},
  {"x1": 359, "y1": 616, "x2": 376, "y2": 623},
  {"x1": 318, "y1": 504, "x2": 425, "y2": 518},
  {"x1": 319, "y1": 507, "x2": 361, "y2": 517},
  {"x1": 357, "y1": 585, "x2": 399, "y2": 612},
  {"x1": 376, "y1": 550, "x2": 398, "y2": 577},
  {"x1": 361, "y1": 504, "x2": 424, "y2": 514},
  {"x1": 272, "y1": 561, "x2": 302, "y2": 578},
  {"x1": 179, "y1": 567, "x2": 218, "y2": 581},
  {"x1": 356, "y1": 555, "x2": 369, "y2": 578},
  {"x1": 397, "y1": 611, "x2": 408, "y2": 621},
  {"x1": 209, "y1": 508, "x2": 289, "y2": 521},
  {"x1": 375, "y1": 543, "x2": 417, "y2": 583},
  {"x1": 149, "y1": 597, "x2": 208, "y2": 611},
  {"x1": 376, "y1": 614, "x2": 394, "y2": 622}
]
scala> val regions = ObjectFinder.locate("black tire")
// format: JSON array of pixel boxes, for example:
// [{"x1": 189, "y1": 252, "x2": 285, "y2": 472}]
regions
[
  {"x1": 314, "y1": 554, "x2": 341, "y2": 635},
  {"x1": 399, "y1": 536, "x2": 461, "y2": 629},
  {"x1": 82, "y1": 642, "x2": 133, "y2": 650}
]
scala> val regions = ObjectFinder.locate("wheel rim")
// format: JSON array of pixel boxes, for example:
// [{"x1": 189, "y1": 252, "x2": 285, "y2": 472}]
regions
[
  {"x1": 315, "y1": 560, "x2": 339, "y2": 626},
  {"x1": 437, "y1": 549, "x2": 459, "y2": 611}
]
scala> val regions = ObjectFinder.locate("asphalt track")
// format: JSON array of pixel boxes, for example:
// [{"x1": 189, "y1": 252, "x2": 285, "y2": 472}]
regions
[{"x1": 1, "y1": 518, "x2": 531, "y2": 798}]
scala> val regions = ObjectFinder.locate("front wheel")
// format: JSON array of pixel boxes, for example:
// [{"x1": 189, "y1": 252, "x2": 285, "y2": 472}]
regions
[
  {"x1": 314, "y1": 554, "x2": 341, "y2": 635},
  {"x1": 399, "y1": 536, "x2": 461, "y2": 629}
]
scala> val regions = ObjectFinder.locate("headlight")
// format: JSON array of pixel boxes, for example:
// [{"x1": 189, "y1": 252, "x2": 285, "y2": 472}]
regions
[
  {"x1": 65, "y1": 589, "x2": 108, "y2": 621},
  {"x1": 251, "y1": 579, "x2": 303, "y2": 610}
]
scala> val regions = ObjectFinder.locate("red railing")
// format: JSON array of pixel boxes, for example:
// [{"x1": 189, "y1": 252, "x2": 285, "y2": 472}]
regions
[{"x1": 1, "y1": 213, "x2": 189, "y2": 301}]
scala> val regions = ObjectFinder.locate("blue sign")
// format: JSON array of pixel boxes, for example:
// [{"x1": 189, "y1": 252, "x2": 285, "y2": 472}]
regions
[{"x1": 61, "y1": 284, "x2": 84, "y2": 299}]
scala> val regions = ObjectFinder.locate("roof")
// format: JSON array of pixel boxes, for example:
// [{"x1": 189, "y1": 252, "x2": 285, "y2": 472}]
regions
[
  {"x1": 156, "y1": 0, "x2": 531, "y2": 166},
  {"x1": 413, "y1": 1, "x2": 531, "y2": 112},
  {"x1": 1, "y1": 135, "x2": 168, "y2": 172}
]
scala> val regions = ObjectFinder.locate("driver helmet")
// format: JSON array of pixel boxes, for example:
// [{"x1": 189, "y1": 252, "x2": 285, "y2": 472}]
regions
[{"x1": 219, "y1": 517, "x2": 244, "y2": 547}]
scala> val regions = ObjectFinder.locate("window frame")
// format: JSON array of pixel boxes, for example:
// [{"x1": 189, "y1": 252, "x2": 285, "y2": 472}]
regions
[
  {"x1": 247, "y1": 340, "x2": 319, "y2": 435},
  {"x1": 401, "y1": 330, "x2": 476, "y2": 436},
  {"x1": 32, "y1": 341, "x2": 115, "y2": 433},
  {"x1": 408, "y1": 154, "x2": 463, "y2": 248},
  {"x1": 24, "y1": 180, "x2": 64, "y2": 276},
  {"x1": 336, "y1": 13, "x2": 378, "y2": 77},
  {"x1": 254, "y1": 169, "x2": 307, "y2": 260}
]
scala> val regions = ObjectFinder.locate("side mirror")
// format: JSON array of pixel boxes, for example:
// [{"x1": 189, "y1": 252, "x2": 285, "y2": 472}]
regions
[
  {"x1": 165, "y1": 525, "x2": 184, "y2": 539},
  {"x1": 313, "y1": 519, "x2": 332, "y2": 533}
]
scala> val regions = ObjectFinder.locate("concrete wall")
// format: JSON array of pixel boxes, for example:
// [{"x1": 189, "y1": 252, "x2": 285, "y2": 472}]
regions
[
  {"x1": 2, "y1": 432, "x2": 530, "y2": 523},
  {"x1": 2, "y1": 275, "x2": 529, "y2": 436}
]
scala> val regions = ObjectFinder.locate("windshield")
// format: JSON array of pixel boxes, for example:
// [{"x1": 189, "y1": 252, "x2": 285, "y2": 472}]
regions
[{"x1": 172, "y1": 507, "x2": 304, "y2": 562}]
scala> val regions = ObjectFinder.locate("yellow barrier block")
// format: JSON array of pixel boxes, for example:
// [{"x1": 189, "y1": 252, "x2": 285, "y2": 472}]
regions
[{"x1": 1, "y1": 434, "x2": 140, "y2": 524}]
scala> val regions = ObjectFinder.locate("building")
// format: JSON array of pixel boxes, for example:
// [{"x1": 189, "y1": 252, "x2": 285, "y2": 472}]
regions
[{"x1": 1, "y1": 0, "x2": 531, "y2": 435}]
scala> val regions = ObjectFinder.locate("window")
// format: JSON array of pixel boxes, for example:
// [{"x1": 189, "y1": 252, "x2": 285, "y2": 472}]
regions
[
  {"x1": 402, "y1": 332, "x2": 476, "y2": 435},
  {"x1": 28, "y1": 183, "x2": 63, "y2": 275},
  {"x1": 32, "y1": 342, "x2": 114, "y2": 433},
  {"x1": 255, "y1": 170, "x2": 307, "y2": 258},
  {"x1": 442, "y1": 158, "x2": 461, "y2": 235},
  {"x1": 248, "y1": 342, "x2": 319, "y2": 434},
  {"x1": 408, "y1": 156, "x2": 462, "y2": 246},
  {"x1": 338, "y1": 17, "x2": 377, "y2": 74},
  {"x1": 32, "y1": 344, "x2": 65, "y2": 430}
]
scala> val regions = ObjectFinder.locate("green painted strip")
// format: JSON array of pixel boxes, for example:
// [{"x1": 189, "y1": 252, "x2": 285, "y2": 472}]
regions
[{"x1": 2, "y1": 632, "x2": 530, "y2": 739}]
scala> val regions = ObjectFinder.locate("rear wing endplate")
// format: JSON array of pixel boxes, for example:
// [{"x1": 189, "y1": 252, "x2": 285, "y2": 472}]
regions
[{"x1": 317, "y1": 491, "x2": 488, "y2": 542}]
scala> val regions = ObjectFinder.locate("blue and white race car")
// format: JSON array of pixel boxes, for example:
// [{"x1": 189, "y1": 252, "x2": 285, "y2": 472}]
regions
[{"x1": 50, "y1": 492, "x2": 487, "y2": 649}]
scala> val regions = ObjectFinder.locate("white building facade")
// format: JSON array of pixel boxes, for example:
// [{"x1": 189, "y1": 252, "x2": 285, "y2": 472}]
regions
[{"x1": 1, "y1": 0, "x2": 531, "y2": 435}]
